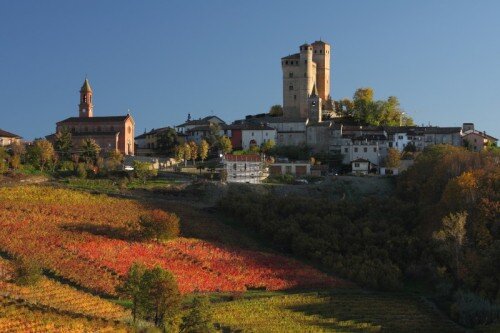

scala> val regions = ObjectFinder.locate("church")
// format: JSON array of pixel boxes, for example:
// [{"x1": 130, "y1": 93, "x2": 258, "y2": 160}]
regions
[{"x1": 54, "y1": 79, "x2": 135, "y2": 155}]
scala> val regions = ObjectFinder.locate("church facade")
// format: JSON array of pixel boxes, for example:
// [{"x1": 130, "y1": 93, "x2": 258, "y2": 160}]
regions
[{"x1": 55, "y1": 79, "x2": 135, "y2": 155}]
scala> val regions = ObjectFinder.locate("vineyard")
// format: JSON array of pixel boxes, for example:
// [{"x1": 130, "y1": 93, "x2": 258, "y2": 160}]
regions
[
  {"x1": 210, "y1": 290, "x2": 464, "y2": 333},
  {"x1": 0, "y1": 185, "x2": 342, "y2": 296},
  {"x1": 0, "y1": 184, "x2": 468, "y2": 332}
]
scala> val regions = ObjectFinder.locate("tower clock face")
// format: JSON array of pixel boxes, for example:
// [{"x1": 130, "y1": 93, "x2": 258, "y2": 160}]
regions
[{"x1": 82, "y1": 108, "x2": 86, "y2": 113}]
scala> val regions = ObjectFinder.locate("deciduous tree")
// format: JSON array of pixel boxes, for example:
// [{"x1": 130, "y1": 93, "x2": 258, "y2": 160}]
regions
[
  {"x1": 219, "y1": 136, "x2": 232, "y2": 154},
  {"x1": 433, "y1": 211, "x2": 468, "y2": 280},
  {"x1": 199, "y1": 139, "x2": 209, "y2": 162},
  {"x1": 189, "y1": 141, "x2": 198, "y2": 166},
  {"x1": 269, "y1": 104, "x2": 283, "y2": 116}
]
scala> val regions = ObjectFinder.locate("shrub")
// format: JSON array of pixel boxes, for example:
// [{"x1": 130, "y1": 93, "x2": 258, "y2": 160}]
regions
[
  {"x1": 14, "y1": 257, "x2": 43, "y2": 286},
  {"x1": 450, "y1": 290, "x2": 500, "y2": 327},
  {"x1": 10, "y1": 155, "x2": 21, "y2": 170},
  {"x1": 59, "y1": 160, "x2": 75, "y2": 172},
  {"x1": 139, "y1": 209, "x2": 180, "y2": 241},
  {"x1": 134, "y1": 160, "x2": 158, "y2": 184},
  {"x1": 180, "y1": 296, "x2": 215, "y2": 333},
  {"x1": 76, "y1": 163, "x2": 87, "y2": 179}
]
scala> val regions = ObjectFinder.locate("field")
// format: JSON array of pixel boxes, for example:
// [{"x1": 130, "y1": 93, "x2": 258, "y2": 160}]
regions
[{"x1": 0, "y1": 183, "x2": 467, "y2": 332}]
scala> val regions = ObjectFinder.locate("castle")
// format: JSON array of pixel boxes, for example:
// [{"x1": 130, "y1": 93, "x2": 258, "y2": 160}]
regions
[{"x1": 281, "y1": 40, "x2": 334, "y2": 121}]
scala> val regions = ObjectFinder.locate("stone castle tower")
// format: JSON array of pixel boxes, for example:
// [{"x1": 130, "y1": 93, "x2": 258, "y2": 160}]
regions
[
  {"x1": 281, "y1": 40, "x2": 331, "y2": 120},
  {"x1": 79, "y1": 78, "x2": 94, "y2": 117}
]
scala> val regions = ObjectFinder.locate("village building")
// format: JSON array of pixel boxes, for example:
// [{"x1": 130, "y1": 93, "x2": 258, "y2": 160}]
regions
[
  {"x1": 54, "y1": 79, "x2": 135, "y2": 155},
  {"x1": 222, "y1": 154, "x2": 267, "y2": 184},
  {"x1": 461, "y1": 123, "x2": 498, "y2": 151},
  {"x1": 351, "y1": 158, "x2": 374, "y2": 175},
  {"x1": 0, "y1": 129, "x2": 22, "y2": 147},
  {"x1": 226, "y1": 123, "x2": 276, "y2": 150},
  {"x1": 175, "y1": 115, "x2": 225, "y2": 135},
  {"x1": 135, "y1": 127, "x2": 183, "y2": 156},
  {"x1": 269, "y1": 161, "x2": 311, "y2": 176}
]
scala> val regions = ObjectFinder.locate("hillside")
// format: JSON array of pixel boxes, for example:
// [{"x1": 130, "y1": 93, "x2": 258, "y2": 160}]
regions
[{"x1": 0, "y1": 180, "x2": 468, "y2": 332}]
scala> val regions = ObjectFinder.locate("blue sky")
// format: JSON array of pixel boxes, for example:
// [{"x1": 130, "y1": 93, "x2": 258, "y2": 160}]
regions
[{"x1": 1, "y1": 0, "x2": 499, "y2": 140}]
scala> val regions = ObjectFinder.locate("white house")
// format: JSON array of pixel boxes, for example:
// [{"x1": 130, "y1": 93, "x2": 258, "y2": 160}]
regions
[
  {"x1": 223, "y1": 154, "x2": 267, "y2": 184},
  {"x1": 351, "y1": 158, "x2": 373, "y2": 175},
  {"x1": 240, "y1": 125, "x2": 276, "y2": 150},
  {"x1": 0, "y1": 129, "x2": 22, "y2": 147}
]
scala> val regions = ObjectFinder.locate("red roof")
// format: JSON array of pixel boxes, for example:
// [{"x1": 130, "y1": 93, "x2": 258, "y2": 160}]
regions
[{"x1": 224, "y1": 154, "x2": 261, "y2": 162}]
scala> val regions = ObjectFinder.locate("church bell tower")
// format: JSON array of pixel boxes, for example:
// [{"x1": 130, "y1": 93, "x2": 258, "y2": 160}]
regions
[{"x1": 79, "y1": 78, "x2": 93, "y2": 118}]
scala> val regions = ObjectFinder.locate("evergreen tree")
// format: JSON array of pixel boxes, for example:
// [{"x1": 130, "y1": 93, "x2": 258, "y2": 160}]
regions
[{"x1": 54, "y1": 127, "x2": 73, "y2": 161}]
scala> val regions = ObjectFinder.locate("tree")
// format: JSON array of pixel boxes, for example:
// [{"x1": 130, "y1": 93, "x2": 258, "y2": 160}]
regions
[
  {"x1": 385, "y1": 148, "x2": 401, "y2": 168},
  {"x1": 189, "y1": 141, "x2": 198, "y2": 166},
  {"x1": 261, "y1": 140, "x2": 276, "y2": 154},
  {"x1": 268, "y1": 104, "x2": 283, "y2": 117},
  {"x1": 155, "y1": 128, "x2": 179, "y2": 156},
  {"x1": 54, "y1": 127, "x2": 73, "y2": 161},
  {"x1": 138, "y1": 209, "x2": 180, "y2": 241},
  {"x1": 183, "y1": 142, "x2": 192, "y2": 166},
  {"x1": 207, "y1": 123, "x2": 222, "y2": 148},
  {"x1": 79, "y1": 138, "x2": 101, "y2": 164},
  {"x1": 219, "y1": 136, "x2": 232, "y2": 154},
  {"x1": 30, "y1": 139, "x2": 55, "y2": 171},
  {"x1": 133, "y1": 161, "x2": 157, "y2": 184},
  {"x1": 199, "y1": 139, "x2": 209, "y2": 162},
  {"x1": 10, "y1": 141, "x2": 26, "y2": 160},
  {"x1": 117, "y1": 262, "x2": 147, "y2": 323},
  {"x1": 433, "y1": 212, "x2": 468, "y2": 280},
  {"x1": 175, "y1": 144, "x2": 185, "y2": 163},
  {"x1": 139, "y1": 267, "x2": 181, "y2": 330},
  {"x1": 180, "y1": 297, "x2": 215, "y2": 333}
]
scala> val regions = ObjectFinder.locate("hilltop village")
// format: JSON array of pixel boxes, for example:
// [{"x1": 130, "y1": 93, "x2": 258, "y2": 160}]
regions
[{"x1": 1, "y1": 40, "x2": 496, "y2": 183}]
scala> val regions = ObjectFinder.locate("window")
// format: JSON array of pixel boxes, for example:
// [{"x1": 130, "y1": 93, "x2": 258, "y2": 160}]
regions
[
  {"x1": 344, "y1": 148, "x2": 348, "y2": 153},
  {"x1": 251, "y1": 132, "x2": 254, "y2": 136},
  {"x1": 314, "y1": 50, "x2": 317, "y2": 53},
  {"x1": 398, "y1": 135, "x2": 403, "y2": 139},
  {"x1": 320, "y1": 50, "x2": 323, "y2": 53},
  {"x1": 373, "y1": 147, "x2": 377, "y2": 152},
  {"x1": 354, "y1": 147, "x2": 358, "y2": 152},
  {"x1": 363, "y1": 147, "x2": 367, "y2": 152},
  {"x1": 285, "y1": 61, "x2": 288, "y2": 65},
  {"x1": 294, "y1": 95, "x2": 297, "y2": 101},
  {"x1": 289, "y1": 72, "x2": 293, "y2": 78},
  {"x1": 233, "y1": 163, "x2": 237, "y2": 170},
  {"x1": 389, "y1": 142, "x2": 393, "y2": 147},
  {"x1": 354, "y1": 163, "x2": 360, "y2": 167},
  {"x1": 289, "y1": 85, "x2": 293, "y2": 91}
]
